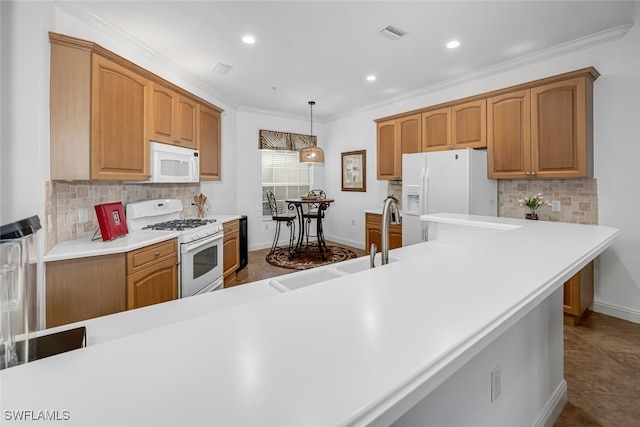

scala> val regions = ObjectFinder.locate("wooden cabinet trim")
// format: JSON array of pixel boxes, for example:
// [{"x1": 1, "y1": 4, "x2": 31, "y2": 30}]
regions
[
  {"x1": 126, "y1": 239, "x2": 178, "y2": 274},
  {"x1": 374, "y1": 67, "x2": 598, "y2": 123},
  {"x1": 50, "y1": 32, "x2": 223, "y2": 114}
]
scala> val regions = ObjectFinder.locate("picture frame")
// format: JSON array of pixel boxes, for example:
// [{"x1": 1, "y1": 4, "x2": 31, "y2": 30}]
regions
[{"x1": 341, "y1": 150, "x2": 366, "y2": 192}]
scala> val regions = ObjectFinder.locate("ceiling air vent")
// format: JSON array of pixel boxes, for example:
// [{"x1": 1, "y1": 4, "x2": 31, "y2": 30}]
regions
[
  {"x1": 212, "y1": 63, "x2": 233, "y2": 75},
  {"x1": 379, "y1": 25, "x2": 407, "y2": 41}
]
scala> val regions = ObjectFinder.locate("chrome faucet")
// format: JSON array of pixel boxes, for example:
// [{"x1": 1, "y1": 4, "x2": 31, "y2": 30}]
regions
[{"x1": 381, "y1": 197, "x2": 401, "y2": 265}]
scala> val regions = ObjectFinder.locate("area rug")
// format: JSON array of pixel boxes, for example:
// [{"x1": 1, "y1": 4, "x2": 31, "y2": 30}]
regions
[{"x1": 266, "y1": 246, "x2": 357, "y2": 271}]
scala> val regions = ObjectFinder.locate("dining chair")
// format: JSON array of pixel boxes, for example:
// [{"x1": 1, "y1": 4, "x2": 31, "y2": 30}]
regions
[
  {"x1": 302, "y1": 189, "x2": 326, "y2": 245},
  {"x1": 265, "y1": 190, "x2": 296, "y2": 257}
]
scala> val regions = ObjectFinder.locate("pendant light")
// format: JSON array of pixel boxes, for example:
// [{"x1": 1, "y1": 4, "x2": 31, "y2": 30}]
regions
[{"x1": 299, "y1": 101, "x2": 324, "y2": 164}]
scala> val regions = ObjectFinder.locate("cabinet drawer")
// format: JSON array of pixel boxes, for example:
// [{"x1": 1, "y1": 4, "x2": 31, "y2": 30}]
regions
[
  {"x1": 127, "y1": 239, "x2": 177, "y2": 274},
  {"x1": 223, "y1": 219, "x2": 239, "y2": 234}
]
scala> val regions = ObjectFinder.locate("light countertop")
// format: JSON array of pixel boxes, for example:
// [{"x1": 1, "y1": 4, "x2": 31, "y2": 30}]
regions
[
  {"x1": 3, "y1": 215, "x2": 619, "y2": 426},
  {"x1": 44, "y1": 214, "x2": 242, "y2": 262}
]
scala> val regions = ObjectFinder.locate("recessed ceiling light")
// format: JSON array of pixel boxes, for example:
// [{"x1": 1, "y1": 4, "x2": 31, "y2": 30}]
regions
[
  {"x1": 366, "y1": 75, "x2": 376, "y2": 82},
  {"x1": 446, "y1": 40, "x2": 460, "y2": 49},
  {"x1": 242, "y1": 35, "x2": 256, "y2": 44}
]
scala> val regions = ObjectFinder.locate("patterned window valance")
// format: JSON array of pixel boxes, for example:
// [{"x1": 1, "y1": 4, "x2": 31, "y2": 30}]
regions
[{"x1": 259, "y1": 129, "x2": 317, "y2": 151}]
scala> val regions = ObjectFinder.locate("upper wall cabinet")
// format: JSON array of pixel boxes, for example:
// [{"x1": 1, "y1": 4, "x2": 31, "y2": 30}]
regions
[
  {"x1": 51, "y1": 41, "x2": 150, "y2": 180},
  {"x1": 150, "y1": 82, "x2": 198, "y2": 149},
  {"x1": 376, "y1": 113, "x2": 421, "y2": 180},
  {"x1": 49, "y1": 32, "x2": 223, "y2": 181},
  {"x1": 376, "y1": 67, "x2": 598, "y2": 180},
  {"x1": 198, "y1": 104, "x2": 222, "y2": 181},
  {"x1": 488, "y1": 73, "x2": 597, "y2": 179},
  {"x1": 422, "y1": 100, "x2": 486, "y2": 152}
]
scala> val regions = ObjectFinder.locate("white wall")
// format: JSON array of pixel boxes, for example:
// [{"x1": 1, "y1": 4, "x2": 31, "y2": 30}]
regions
[
  {"x1": 323, "y1": 10, "x2": 640, "y2": 323},
  {"x1": 235, "y1": 110, "x2": 325, "y2": 250}
]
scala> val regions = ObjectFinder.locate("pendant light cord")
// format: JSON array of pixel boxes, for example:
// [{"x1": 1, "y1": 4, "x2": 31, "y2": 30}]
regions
[{"x1": 309, "y1": 100, "x2": 315, "y2": 137}]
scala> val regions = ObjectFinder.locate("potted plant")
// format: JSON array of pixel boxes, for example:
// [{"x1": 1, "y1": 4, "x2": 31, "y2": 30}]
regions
[{"x1": 519, "y1": 193, "x2": 550, "y2": 220}]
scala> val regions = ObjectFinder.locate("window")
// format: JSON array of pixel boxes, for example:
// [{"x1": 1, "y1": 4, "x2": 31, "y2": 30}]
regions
[{"x1": 262, "y1": 150, "x2": 310, "y2": 216}]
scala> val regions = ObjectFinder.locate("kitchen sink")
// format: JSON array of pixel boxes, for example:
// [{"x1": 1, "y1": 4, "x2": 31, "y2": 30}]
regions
[
  {"x1": 268, "y1": 268, "x2": 345, "y2": 292},
  {"x1": 332, "y1": 255, "x2": 402, "y2": 275}
]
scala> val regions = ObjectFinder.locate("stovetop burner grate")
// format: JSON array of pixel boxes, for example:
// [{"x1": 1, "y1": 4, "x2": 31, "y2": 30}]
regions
[{"x1": 142, "y1": 218, "x2": 217, "y2": 231}]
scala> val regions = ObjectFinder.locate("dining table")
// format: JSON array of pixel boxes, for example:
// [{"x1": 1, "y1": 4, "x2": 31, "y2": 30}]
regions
[{"x1": 285, "y1": 197, "x2": 334, "y2": 260}]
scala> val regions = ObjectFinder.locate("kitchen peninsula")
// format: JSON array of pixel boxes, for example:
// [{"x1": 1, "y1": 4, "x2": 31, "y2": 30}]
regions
[{"x1": 0, "y1": 215, "x2": 618, "y2": 426}]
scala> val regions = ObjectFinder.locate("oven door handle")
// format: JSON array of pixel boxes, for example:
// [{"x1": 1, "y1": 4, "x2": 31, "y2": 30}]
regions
[{"x1": 182, "y1": 233, "x2": 223, "y2": 253}]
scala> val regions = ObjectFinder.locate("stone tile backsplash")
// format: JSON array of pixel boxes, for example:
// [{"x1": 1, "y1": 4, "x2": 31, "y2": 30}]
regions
[
  {"x1": 498, "y1": 178, "x2": 598, "y2": 225},
  {"x1": 45, "y1": 181, "x2": 201, "y2": 253},
  {"x1": 386, "y1": 177, "x2": 598, "y2": 226}
]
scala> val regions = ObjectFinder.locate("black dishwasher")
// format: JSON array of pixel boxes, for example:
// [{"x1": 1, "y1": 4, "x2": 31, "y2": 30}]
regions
[{"x1": 237, "y1": 215, "x2": 248, "y2": 272}]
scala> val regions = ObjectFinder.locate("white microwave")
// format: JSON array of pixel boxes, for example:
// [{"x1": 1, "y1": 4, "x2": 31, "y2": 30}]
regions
[{"x1": 149, "y1": 141, "x2": 200, "y2": 183}]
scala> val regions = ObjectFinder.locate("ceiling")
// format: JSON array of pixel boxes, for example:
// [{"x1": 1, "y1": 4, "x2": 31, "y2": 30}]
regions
[{"x1": 59, "y1": 1, "x2": 635, "y2": 120}]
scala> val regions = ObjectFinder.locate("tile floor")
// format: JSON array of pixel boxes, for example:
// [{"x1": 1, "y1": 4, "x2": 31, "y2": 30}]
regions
[{"x1": 227, "y1": 244, "x2": 640, "y2": 426}]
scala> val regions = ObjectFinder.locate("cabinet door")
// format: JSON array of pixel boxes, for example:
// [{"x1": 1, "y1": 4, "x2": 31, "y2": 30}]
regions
[
  {"x1": 223, "y1": 220, "x2": 240, "y2": 279},
  {"x1": 176, "y1": 96, "x2": 198, "y2": 149},
  {"x1": 377, "y1": 120, "x2": 400, "y2": 180},
  {"x1": 150, "y1": 83, "x2": 177, "y2": 145},
  {"x1": 487, "y1": 90, "x2": 531, "y2": 179},
  {"x1": 452, "y1": 99, "x2": 486, "y2": 149},
  {"x1": 422, "y1": 107, "x2": 451, "y2": 152},
  {"x1": 398, "y1": 114, "x2": 422, "y2": 154},
  {"x1": 127, "y1": 257, "x2": 178, "y2": 310},
  {"x1": 91, "y1": 54, "x2": 150, "y2": 180},
  {"x1": 389, "y1": 225, "x2": 403, "y2": 250},
  {"x1": 46, "y1": 254, "x2": 126, "y2": 328},
  {"x1": 531, "y1": 77, "x2": 590, "y2": 178},
  {"x1": 199, "y1": 104, "x2": 221, "y2": 181}
]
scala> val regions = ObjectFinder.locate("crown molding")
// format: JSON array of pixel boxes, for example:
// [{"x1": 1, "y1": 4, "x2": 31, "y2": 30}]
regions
[
  {"x1": 327, "y1": 24, "x2": 632, "y2": 122},
  {"x1": 54, "y1": 0, "x2": 237, "y2": 110}
]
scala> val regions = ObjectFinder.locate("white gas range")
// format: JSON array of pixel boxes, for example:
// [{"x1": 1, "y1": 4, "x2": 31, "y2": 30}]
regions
[{"x1": 126, "y1": 199, "x2": 224, "y2": 297}]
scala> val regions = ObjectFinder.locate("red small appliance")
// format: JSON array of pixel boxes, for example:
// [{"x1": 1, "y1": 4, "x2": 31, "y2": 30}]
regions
[{"x1": 94, "y1": 202, "x2": 128, "y2": 241}]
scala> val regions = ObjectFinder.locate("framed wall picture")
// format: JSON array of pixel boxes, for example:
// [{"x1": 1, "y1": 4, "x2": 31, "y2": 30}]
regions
[{"x1": 341, "y1": 150, "x2": 366, "y2": 192}]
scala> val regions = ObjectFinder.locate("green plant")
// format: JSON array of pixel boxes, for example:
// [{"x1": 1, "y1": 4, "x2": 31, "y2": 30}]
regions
[{"x1": 519, "y1": 193, "x2": 550, "y2": 210}]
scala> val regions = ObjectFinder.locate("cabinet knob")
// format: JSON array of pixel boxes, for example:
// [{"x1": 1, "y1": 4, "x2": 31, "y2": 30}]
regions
[
  {"x1": 174, "y1": 139, "x2": 181, "y2": 144},
  {"x1": 526, "y1": 171, "x2": 531, "y2": 176},
  {"x1": 531, "y1": 171, "x2": 536, "y2": 176},
  {"x1": 154, "y1": 252, "x2": 161, "y2": 257}
]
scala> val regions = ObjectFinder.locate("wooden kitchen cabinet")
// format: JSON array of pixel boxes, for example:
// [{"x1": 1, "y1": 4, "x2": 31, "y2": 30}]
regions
[
  {"x1": 50, "y1": 32, "x2": 224, "y2": 182},
  {"x1": 126, "y1": 239, "x2": 178, "y2": 310},
  {"x1": 488, "y1": 72, "x2": 597, "y2": 179},
  {"x1": 50, "y1": 37, "x2": 150, "y2": 181},
  {"x1": 376, "y1": 113, "x2": 421, "y2": 180},
  {"x1": 46, "y1": 253, "x2": 126, "y2": 328},
  {"x1": 422, "y1": 100, "x2": 486, "y2": 152},
  {"x1": 563, "y1": 261, "x2": 594, "y2": 326},
  {"x1": 198, "y1": 104, "x2": 222, "y2": 181},
  {"x1": 150, "y1": 82, "x2": 198, "y2": 149},
  {"x1": 223, "y1": 220, "x2": 240, "y2": 282},
  {"x1": 365, "y1": 213, "x2": 402, "y2": 255}
]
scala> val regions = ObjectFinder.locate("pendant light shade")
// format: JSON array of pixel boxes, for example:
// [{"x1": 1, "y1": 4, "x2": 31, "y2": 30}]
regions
[
  {"x1": 299, "y1": 101, "x2": 324, "y2": 164},
  {"x1": 299, "y1": 146, "x2": 324, "y2": 163}
]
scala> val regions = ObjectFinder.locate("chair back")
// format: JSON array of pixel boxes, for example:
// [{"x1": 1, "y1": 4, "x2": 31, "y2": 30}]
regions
[
  {"x1": 307, "y1": 189, "x2": 326, "y2": 213},
  {"x1": 266, "y1": 190, "x2": 279, "y2": 217}
]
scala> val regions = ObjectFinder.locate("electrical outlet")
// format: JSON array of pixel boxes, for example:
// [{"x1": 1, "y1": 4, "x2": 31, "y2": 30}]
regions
[
  {"x1": 551, "y1": 200, "x2": 561, "y2": 212},
  {"x1": 491, "y1": 364, "x2": 502, "y2": 403},
  {"x1": 78, "y1": 208, "x2": 89, "y2": 224},
  {"x1": 265, "y1": 223, "x2": 269, "y2": 230}
]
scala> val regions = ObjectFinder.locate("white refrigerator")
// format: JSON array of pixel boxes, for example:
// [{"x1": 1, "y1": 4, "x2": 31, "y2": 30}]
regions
[{"x1": 401, "y1": 148, "x2": 497, "y2": 246}]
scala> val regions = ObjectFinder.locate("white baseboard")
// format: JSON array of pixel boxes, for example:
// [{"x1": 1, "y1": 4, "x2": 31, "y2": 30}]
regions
[
  {"x1": 534, "y1": 380, "x2": 568, "y2": 427},
  {"x1": 592, "y1": 301, "x2": 640, "y2": 324},
  {"x1": 323, "y1": 234, "x2": 364, "y2": 251}
]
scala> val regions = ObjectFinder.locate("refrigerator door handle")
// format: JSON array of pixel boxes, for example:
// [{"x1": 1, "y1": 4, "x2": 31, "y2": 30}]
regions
[{"x1": 420, "y1": 165, "x2": 429, "y2": 242}]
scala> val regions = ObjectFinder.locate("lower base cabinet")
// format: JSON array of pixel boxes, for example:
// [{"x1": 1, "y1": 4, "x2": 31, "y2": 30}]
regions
[
  {"x1": 365, "y1": 213, "x2": 402, "y2": 254},
  {"x1": 126, "y1": 239, "x2": 178, "y2": 310},
  {"x1": 563, "y1": 260, "x2": 594, "y2": 326},
  {"x1": 45, "y1": 239, "x2": 178, "y2": 328},
  {"x1": 223, "y1": 220, "x2": 240, "y2": 284},
  {"x1": 46, "y1": 253, "x2": 126, "y2": 328}
]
